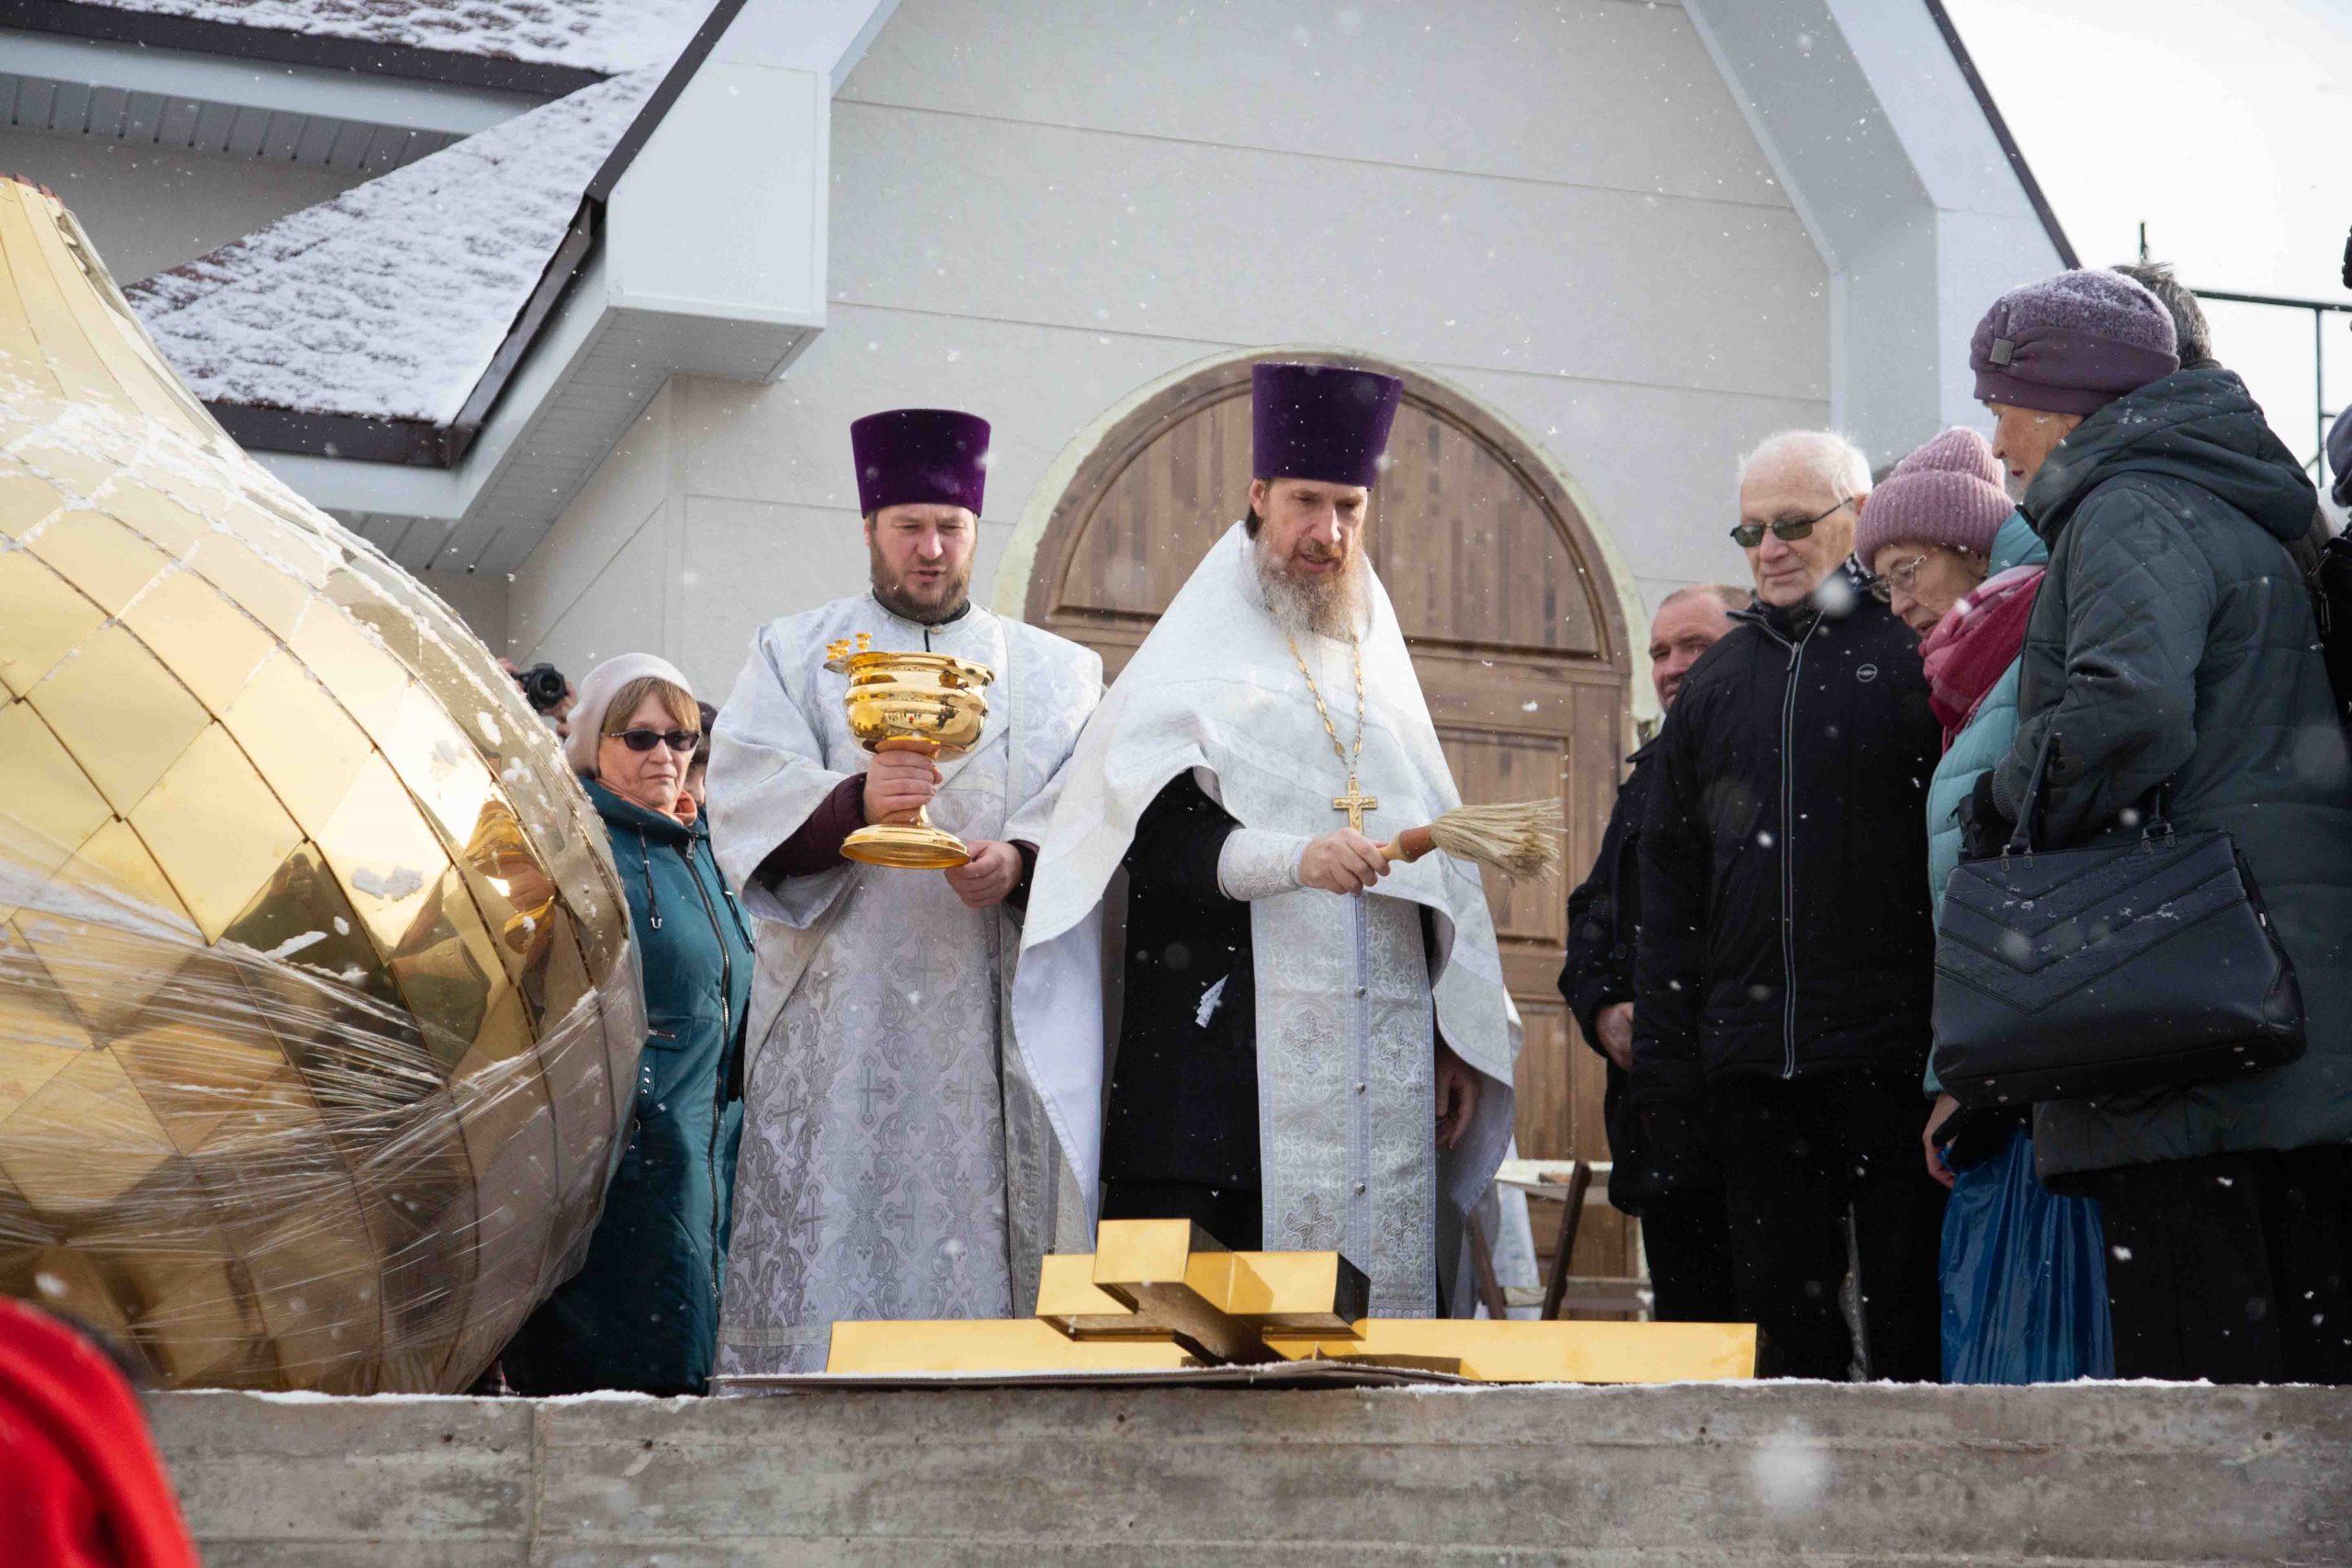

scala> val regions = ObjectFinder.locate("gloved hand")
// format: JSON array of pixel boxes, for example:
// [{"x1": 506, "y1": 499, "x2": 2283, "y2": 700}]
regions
[{"x1": 1956, "y1": 770, "x2": 2015, "y2": 862}]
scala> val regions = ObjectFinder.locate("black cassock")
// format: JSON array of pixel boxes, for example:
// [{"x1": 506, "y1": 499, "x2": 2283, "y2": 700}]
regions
[
  {"x1": 1099, "y1": 773, "x2": 1264, "y2": 1247},
  {"x1": 1100, "y1": 773, "x2": 1458, "y2": 1254}
]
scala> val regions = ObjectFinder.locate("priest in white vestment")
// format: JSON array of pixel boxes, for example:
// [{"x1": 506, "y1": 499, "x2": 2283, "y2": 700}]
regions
[
  {"x1": 1016, "y1": 364, "x2": 1520, "y2": 1317},
  {"x1": 707, "y1": 409, "x2": 1102, "y2": 1375}
]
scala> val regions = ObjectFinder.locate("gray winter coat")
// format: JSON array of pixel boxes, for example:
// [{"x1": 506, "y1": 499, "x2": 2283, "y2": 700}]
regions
[{"x1": 1989, "y1": 367, "x2": 2352, "y2": 1179}]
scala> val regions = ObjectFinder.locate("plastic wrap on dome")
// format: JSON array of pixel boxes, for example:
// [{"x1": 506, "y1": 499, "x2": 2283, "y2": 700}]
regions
[{"x1": 0, "y1": 177, "x2": 643, "y2": 1393}]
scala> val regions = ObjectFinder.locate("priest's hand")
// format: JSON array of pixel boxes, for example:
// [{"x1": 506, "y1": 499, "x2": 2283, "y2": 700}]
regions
[
  {"x1": 1298, "y1": 829, "x2": 1391, "y2": 896},
  {"x1": 1434, "y1": 1045, "x2": 1481, "y2": 1150},
  {"x1": 944, "y1": 840, "x2": 1023, "y2": 908},
  {"x1": 865, "y1": 746, "x2": 941, "y2": 825}
]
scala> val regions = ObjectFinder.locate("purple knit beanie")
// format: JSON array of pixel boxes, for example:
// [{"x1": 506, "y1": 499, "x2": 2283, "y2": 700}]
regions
[
  {"x1": 1854, "y1": 427, "x2": 2013, "y2": 568},
  {"x1": 1971, "y1": 268, "x2": 2178, "y2": 416}
]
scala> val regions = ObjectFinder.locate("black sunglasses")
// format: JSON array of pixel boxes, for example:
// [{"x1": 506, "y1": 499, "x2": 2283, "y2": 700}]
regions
[
  {"x1": 1730, "y1": 496, "x2": 1851, "y2": 549},
  {"x1": 611, "y1": 728, "x2": 701, "y2": 754}
]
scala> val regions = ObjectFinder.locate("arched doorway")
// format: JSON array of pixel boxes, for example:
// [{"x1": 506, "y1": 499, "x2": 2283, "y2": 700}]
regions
[{"x1": 1019, "y1": 350, "x2": 1642, "y2": 1283}]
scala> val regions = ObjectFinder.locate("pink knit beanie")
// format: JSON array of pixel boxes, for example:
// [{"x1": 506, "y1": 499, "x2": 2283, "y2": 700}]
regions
[{"x1": 1854, "y1": 427, "x2": 2013, "y2": 568}]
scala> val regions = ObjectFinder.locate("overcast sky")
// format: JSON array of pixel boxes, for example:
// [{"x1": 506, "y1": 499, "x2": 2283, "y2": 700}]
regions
[{"x1": 1944, "y1": 0, "x2": 2349, "y2": 476}]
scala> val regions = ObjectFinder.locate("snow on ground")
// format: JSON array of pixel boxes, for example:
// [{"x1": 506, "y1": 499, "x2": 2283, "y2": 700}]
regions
[
  {"x1": 58, "y1": 0, "x2": 713, "y2": 74},
  {"x1": 127, "y1": 69, "x2": 658, "y2": 426}
]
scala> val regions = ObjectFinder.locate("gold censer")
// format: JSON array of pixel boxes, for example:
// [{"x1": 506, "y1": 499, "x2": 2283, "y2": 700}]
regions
[{"x1": 825, "y1": 633, "x2": 995, "y2": 870}]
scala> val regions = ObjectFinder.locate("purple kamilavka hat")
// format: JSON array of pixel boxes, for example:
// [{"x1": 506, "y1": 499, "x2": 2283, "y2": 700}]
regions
[
  {"x1": 1251, "y1": 363, "x2": 1402, "y2": 488},
  {"x1": 850, "y1": 408, "x2": 990, "y2": 515}
]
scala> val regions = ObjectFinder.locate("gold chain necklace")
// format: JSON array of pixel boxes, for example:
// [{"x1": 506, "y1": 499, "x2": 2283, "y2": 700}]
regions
[{"x1": 1286, "y1": 635, "x2": 1379, "y2": 832}]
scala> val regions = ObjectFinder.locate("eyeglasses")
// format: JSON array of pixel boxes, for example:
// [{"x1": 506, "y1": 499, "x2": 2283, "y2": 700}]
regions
[
  {"x1": 1730, "y1": 496, "x2": 1851, "y2": 549},
  {"x1": 609, "y1": 728, "x2": 701, "y2": 754},
  {"x1": 1867, "y1": 554, "x2": 1930, "y2": 603}
]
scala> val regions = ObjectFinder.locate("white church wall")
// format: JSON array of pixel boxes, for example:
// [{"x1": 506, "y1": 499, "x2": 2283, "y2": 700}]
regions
[
  {"x1": 511, "y1": 0, "x2": 1832, "y2": 698},
  {"x1": 507, "y1": 384, "x2": 680, "y2": 679},
  {"x1": 0, "y1": 127, "x2": 368, "y2": 283}
]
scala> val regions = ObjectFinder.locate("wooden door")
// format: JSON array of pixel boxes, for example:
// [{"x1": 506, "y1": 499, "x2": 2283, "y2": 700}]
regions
[{"x1": 1024, "y1": 354, "x2": 1637, "y2": 1282}]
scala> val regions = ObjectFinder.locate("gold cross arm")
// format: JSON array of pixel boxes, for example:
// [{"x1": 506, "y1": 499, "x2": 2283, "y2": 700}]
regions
[{"x1": 1333, "y1": 782, "x2": 1378, "y2": 833}]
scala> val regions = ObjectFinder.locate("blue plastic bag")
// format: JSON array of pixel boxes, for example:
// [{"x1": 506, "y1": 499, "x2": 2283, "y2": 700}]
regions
[{"x1": 1939, "y1": 1124, "x2": 2114, "y2": 1383}]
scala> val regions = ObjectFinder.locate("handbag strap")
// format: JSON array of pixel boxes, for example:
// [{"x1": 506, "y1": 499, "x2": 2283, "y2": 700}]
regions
[
  {"x1": 2004, "y1": 727, "x2": 2176, "y2": 854},
  {"x1": 2004, "y1": 728, "x2": 2056, "y2": 855}
]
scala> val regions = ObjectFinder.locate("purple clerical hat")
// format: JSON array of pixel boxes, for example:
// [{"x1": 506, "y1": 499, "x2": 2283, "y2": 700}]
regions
[
  {"x1": 1250, "y1": 362, "x2": 1403, "y2": 488},
  {"x1": 850, "y1": 408, "x2": 991, "y2": 515}
]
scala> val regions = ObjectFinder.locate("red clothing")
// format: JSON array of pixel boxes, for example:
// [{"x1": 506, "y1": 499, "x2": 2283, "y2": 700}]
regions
[
  {"x1": 1920, "y1": 564, "x2": 2043, "y2": 750},
  {"x1": 0, "y1": 1300, "x2": 198, "y2": 1568}
]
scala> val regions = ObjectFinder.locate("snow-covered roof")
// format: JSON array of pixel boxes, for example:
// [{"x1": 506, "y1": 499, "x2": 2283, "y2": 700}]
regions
[
  {"x1": 127, "y1": 68, "x2": 658, "y2": 432},
  {"x1": 51, "y1": 0, "x2": 716, "y2": 76}
]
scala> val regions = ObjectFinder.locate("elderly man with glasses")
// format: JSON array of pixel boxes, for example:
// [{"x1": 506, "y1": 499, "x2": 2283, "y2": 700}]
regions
[{"x1": 1630, "y1": 430, "x2": 1949, "y2": 1381}]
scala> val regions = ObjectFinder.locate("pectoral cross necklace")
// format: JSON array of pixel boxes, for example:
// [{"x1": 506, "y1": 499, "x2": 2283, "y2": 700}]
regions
[{"x1": 1286, "y1": 635, "x2": 1376, "y2": 831}]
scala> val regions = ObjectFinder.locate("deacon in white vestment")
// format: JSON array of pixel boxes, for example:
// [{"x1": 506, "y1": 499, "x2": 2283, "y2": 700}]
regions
[
  {"x1": 1016, "y1": 364, "x2": 1520, "y2": 1318},
  {"x1": 708, "y1": 409, "x2": 1102, "y2": 1374}
]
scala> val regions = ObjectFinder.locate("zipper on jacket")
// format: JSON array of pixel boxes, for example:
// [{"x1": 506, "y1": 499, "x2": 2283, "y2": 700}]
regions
[
  {"x1": 1747, "y1": 606, "x2": 1824, "y2": 1081},
  {"x1": 682, "y1": 837, "x2": 737, "y2": 1307}
]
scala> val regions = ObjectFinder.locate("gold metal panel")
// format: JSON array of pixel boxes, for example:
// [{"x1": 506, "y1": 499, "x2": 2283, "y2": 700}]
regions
[
  {"x1": 288, "y1": 597, "x2": 409, "y2": 738},
  {"x1": 16, "y1": 911, "x2": 198, "y2": 1044},
  {"x1": 119, "y1": 568, "x2": 275, "y2": 716},
  {"x1": 1261, "y1": 1320, "x2": 1760, "y2": 1384},
  {"x1": 221, "y1": 650, "x2": 374, "y2": 840},
  {"x1": 0, "y1": 457, "x2": 65, "y2": 541},
  {"x1": 127, "y1": 724, "x2": 306, "y2": 942},
  {"x1": 121, "y1": 1242, "x2": 262, "y2": 1385},
  {"x1": 25, "y1": 508, "x2": 169, "y2": 616},
  {"x1": 216, "y1": 844, "x2": 405, "y2": 1019},
  {"x1": 0, "y1": 1048, "x2": 176, "y2": 1214},
  {"x1": 312, "y1": 754, "x2": 456, "y2": 963},
  {"x1": 90, "y1": 474, "x2": 207, "y2": 558},
  {"x1": 381, "y1": 864, "x2": 513, "y2": 1067},
  {"x1": 379, "y1": 682, "x2": 505, "y2": 855},
  {"x1": 0, "y1": 701, "x2": 114, "y2": 879},
  {"x1": 827, "y1": 1319, "x2": 1194, "y2": 1376},
  {"x1": 26, "y1": 624, "x2": 209, "y2": 815},
  {"x1": 0, "y1": 548, "x2": 103, "y2": 696},
  {"x1": 187, "y1": 532, "x2": 311, "y2": 641},
  {"x1": 217, "y1": 498, "x2": 333, "y2": 588},
  {"x1": 0, "y1": 182, "x2": 637, "y2": 1393},
  {"x1": 236, "y1": 1194, "x2": 387, "y2": 1393},
  {"x1": 0, "y1": 923, "x2": 89, "y2": 1120},
  {"x1": 55, "y1": 818, "x2": 199, "y2": 936},
  {"x1": 114, "y1": 1018, "x2": 298, "y2": 1156},
  {"x1": 0, "y1": 182, "x2": 129, "y2": 416}
]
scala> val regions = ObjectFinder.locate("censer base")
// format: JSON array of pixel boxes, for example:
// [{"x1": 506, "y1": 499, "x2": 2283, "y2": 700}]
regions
[{"x1": 842, "y1": 823, "x2": 974, "y2": 870}]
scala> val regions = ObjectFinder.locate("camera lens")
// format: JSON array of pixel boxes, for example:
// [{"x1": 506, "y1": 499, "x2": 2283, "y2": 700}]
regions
[{"x1": 516, "y1": 662, "x2": 568, "y2": 713}]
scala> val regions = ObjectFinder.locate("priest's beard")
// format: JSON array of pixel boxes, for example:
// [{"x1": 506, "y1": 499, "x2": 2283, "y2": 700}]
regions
[
  {"x1": 868, "y1": 540, "x2": 971, "y2": 625},
  {"x1": 1251, "y1": 528, "x2": 1366, "y2": 642}
]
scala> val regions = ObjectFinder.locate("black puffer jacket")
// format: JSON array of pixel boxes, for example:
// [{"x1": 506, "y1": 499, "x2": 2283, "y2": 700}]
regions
[
  {"x1": 1559, "y1": 739, "x2": 1696, "y2": 1209},
  {"x1": 1632, "y1": 560, "x2": 1941, "y2": 1104},
  {"x1": 1988, "y1": 367, "x2": 2352, "y2": 1179}
]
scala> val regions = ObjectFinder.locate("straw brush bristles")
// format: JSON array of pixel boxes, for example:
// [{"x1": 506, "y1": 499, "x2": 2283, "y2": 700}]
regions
[{"x1": 1423, "y1": 799, "x2": 1565, "y2": 882}]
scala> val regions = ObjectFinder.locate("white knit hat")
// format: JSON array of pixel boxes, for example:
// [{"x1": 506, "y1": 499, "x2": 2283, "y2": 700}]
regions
[{"x1": 561, "y1": 652, "x2": 695, "y2": 775}]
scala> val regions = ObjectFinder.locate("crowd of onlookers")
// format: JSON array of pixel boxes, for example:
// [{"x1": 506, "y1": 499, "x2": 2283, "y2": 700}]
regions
[
  {"x1": 1566, "y1": 261, "x2": 2352, "y2": 1386},
  {"x1": 492, "y1": 258, "x2": 2352, "y2": 1393}
]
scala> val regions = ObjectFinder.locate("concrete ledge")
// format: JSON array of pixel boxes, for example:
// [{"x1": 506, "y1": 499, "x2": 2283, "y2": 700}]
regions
[{"x1": 150, "y1": 1383, "x2": 2352, "y2": 1566}]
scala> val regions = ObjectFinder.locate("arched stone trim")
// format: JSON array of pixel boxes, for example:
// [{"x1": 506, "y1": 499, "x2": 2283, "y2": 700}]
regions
[{"x1": 991, "y1": 344, "x2": 1653, "y2": 719}]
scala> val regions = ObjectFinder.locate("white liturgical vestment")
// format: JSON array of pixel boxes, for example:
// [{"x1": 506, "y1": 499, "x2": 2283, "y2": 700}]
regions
[
  {"x1": 707, "y1": 594, "x2": 1101, "y2": 1374},
  {"x1": 1016, "y1": 525, "x2": 1520, "y2": 1316}
]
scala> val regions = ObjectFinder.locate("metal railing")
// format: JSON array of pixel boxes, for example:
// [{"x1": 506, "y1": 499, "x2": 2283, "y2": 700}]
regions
[{"x1": 2194, "y1": 288, "x2": 2352, "y2": 479}]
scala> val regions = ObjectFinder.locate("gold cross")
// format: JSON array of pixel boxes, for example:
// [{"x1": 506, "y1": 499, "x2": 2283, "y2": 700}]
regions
[{"x1": 1333, "y1": 778, "x2": 1378, "y2": 833}]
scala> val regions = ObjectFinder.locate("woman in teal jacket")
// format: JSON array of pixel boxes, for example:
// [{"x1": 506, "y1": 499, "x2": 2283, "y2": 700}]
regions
[
  {"x1": 503, "y1": 655, "x2": 754, "y2": 1395},
  {"x1": 1860, "y1": 429, "x2": 2108, "y2": 1383}
]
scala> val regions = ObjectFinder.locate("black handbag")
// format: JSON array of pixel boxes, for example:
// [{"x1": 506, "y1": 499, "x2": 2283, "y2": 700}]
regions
[{"x1": 1931, "y1": 736, "x2": 2304, "y2": 1108}]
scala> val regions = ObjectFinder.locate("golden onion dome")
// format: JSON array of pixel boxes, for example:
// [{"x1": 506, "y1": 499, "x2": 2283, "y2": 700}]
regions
[{"x1": 0, "y1": 177, "x2": 642, "y2": 1392}]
